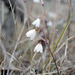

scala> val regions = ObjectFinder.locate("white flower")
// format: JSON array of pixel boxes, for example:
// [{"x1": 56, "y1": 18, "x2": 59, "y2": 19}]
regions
[
  {"x1": 34, "y1": 42, "x2": 43, "y2": 53},
  {"x1": 33, "y1": 0, "x2": 40, "y2": 3},
  {"x1": 32, "y1": 18, "x2": 41, "y2": 27},
  {"x1": 26, "y1": 28, "x2": 38, "y2": 40}
]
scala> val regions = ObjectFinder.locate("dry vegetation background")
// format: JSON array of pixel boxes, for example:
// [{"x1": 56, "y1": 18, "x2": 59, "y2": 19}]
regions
[{"x1": 0, "y1": 0, "x2": 75, "y2": 75}]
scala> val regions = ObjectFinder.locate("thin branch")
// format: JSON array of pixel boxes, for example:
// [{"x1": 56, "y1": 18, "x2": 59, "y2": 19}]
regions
[{"x1": 37, "y1": 27, "x2": 60, "y2": 75}]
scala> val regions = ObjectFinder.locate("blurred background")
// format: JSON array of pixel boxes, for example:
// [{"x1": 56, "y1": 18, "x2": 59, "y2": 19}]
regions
[{"x1": 0, "y1": 0, "x2": 75, "y2": 75}]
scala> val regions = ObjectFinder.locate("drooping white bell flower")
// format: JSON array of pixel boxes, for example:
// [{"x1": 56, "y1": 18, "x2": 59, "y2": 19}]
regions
[
  {"x1": 32, "y1": 18, "x2": 41, "y2": 27},
  {"x1": 34, "y1": 42, "x2": 43, "y2": 53},
  {"x1": 26, "y1": 28, "x2": 38, "y2": 40}
]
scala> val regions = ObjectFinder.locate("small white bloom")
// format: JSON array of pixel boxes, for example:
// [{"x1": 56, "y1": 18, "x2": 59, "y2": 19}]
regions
[
  {"x1": 26, "y1": 28, "x2": 38, "y2": 40},
  {"x1": 34, "y1": 42, "x2": 43, "y2": 53},
  {"x1": 33, "y1": 0, "x2": 40, "y2": 3},
  {"x1": 32, "y1": 18, "x2": 41, "y2": 27}
]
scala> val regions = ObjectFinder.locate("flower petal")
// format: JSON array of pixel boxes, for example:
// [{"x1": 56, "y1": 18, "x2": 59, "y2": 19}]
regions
[
  {"x1": 26, "y1": 29, "x2": 36, "y2": 40},
  {"x1": 32, "y1": 18, "x2": 41, "y2": 27},
  {"x1": 34, "y1": 44, "x2": 43, "y2": 53},
  {"x1": 39, "y1": 44, "x2": 43, "y2": 53}
]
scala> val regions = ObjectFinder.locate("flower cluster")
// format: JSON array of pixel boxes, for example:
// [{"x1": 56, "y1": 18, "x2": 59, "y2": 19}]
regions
[{"x1": 26, "y1": 18, "x2": 43, "y2": 53}]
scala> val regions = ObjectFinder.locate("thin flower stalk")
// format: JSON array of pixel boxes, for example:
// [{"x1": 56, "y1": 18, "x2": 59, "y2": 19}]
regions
[{"x1": 37, "y1": 27, "x2": 60, "y2": 75}]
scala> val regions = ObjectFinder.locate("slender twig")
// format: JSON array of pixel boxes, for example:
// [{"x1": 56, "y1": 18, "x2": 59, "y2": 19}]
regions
[
  {"x1": 51, "y1": 0, "x2": 58, "y2": 51},
  {"x1": 67, "y1": 0, "x2": 71, "y2": 51},
  {"x1": 54, "y1": 35, "x2": 75, "y2": 55},
  {"x1": 8, "y1": 0, "x2": 16, "y2": 25},
  {"x1": 37, "y1": 28, "x2": 47, "y2": 42},
  {"x1": 37, "y1": 27, "x2": 60, "y2": 75},
  {"x1": 45, "y1": 41, "x2": 60, "y2": 75},
  {"x1": 1, "y1": 1, "x2": 4, "y2": 24},
  {"x1": 9, "y1": 18, "x2": 27, "y2": 64},
  {"x1": 9, "y1": 3, "x2": 27, "y2": 68}
]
